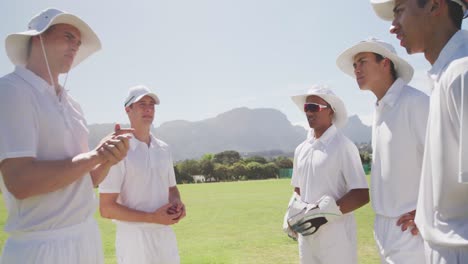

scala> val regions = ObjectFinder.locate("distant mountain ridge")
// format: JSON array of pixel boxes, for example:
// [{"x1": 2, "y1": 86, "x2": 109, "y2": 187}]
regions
[{"x1": 88, "y1": 107, "x2": 371, "y2": 161}]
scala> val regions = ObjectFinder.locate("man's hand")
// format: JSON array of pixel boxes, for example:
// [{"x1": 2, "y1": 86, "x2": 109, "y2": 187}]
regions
[
  {"x1": 96, "y1": 124, "x2": 133, "y2": 165},
  {"x1": 397, "y1": 210, "x2": 419, "y2": 236},
  {"x1": 167, "y1": 199, "x2": 186, "y2": 221},
  {"x1": 289, "y1": 195, "x2": 342, "y2": 236},
  {"x1": 150, "y1": 203, "x2": 182, "y2": 225}
]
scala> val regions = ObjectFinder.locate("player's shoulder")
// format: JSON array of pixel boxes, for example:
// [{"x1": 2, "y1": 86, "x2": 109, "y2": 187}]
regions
[{"x1": 152, "y1": 136, "x2": 171, "y2": 149}]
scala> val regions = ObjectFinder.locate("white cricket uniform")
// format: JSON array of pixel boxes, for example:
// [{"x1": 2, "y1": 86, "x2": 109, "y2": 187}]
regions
[
  {"x1": 291, "y1": 125, "x2": 368, "y2": 264},
  {"x1": 371, "y1": 78, "x2": 428, "y2": 263},
  {"x1": 415, "y1": 30, "x2": 468, "y2": 263},
  {"x1": 99, "y1": 135, "x2": 179, "y2": 264},
  {"x1": 0, "y1": 66, "x2": 103, "y2": 264}
]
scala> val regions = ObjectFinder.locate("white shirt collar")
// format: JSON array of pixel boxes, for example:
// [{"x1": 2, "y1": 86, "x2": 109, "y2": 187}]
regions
[
  {"x1": 428, "y1": 30, "x2": 468, "y2": 83},
  {"x1": 13, "y1": 66, "x2": 65, "y2": 98},
  {"x1": 130, "y1": 134, "x2": 159, "y2": 151},
  {"x1": 309, "y1": 124, "x2": 337, "y2": 147},
  {"x1": 377, "y1": 77, "x2": 406, "y2": 108}
]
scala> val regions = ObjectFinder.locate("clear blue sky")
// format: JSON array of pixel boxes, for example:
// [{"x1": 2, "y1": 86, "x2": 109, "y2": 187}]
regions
[{"x1": 1, "y1": 1, "x2": 466, "y2": 127}]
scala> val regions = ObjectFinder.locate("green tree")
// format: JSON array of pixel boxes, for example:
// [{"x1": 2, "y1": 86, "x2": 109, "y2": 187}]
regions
[
  {"x1": 199, "y1": 159, "x2": 214, "y2": 180},
  {"x1": 272, "y1": 156, "x2": 293, "y2": 168},
  {"x1": 246, "y1": 162, "x2": 263, "y2": 180},
  {"x1": 262, "y1": 163, "x2": 279, "y2": 179},
  {"x1": 213, "y1": 150, "x2": 241, "y2": 165},
  {"x1": 244, "y1": 156, "x2": 267, "y2": 164},
  {"x1": 176, "y1": 159, "x2": 200, "y2": 183},
  {"x1": 174, "y1": 164, "x2": 193, "y2": 184},
  {"x1": 213, "y1": 163, "x2": 230, "y2": 182},
  {"x1": 230, "y1": 162, "x2": 247, "y2": 181}
]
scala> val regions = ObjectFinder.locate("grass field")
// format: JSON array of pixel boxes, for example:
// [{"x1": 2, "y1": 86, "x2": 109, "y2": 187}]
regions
[{"x1": 0, "y1": 179, "x2": 379, "y2": 263}]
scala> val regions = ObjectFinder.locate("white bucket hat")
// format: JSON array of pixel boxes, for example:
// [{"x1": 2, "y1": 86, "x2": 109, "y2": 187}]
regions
[
  {"x1": 5, "y1": 8, "x2": 101, "y2": 68},
  {"x1": 336, "y1": 37, "x2": 414, "y2": 83},
  {"x1": 291, "y1": 85, "x2": 348, "y2": 129},
  {"x1": 124, "y1": 85, "x2": 160, "y2": 107},
  {"x1": 370, "y1": 0, "x2": 468, "y2": 20}
]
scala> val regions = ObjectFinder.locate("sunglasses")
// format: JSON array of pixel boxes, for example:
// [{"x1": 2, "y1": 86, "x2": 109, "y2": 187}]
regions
[{"x1": 304, "y1": 103, "x2": 329, "y2": 113}]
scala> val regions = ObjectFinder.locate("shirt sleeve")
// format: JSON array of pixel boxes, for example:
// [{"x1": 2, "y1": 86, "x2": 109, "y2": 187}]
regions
[
  {"x1": 0, "y1": 82, "x2": 38, "y2": 164},
  {"x1": 290, "y1": 144, "x2": 301, "y2": 188},
  {"x1": 410, "y1": 92, "x2": 430, "y2": 157},
  {"x1": 341, "y1": 139, "x2": 369, "y2": 191},
  {"x1": 167, "y1": 151, "x2": 177, "y2": 187},
  {"x1": 456, "y1": 66, "x2": 468, "y2": 183},
  {"x1": 99, "y1": 161, "x2": 125, "y2": 193}
]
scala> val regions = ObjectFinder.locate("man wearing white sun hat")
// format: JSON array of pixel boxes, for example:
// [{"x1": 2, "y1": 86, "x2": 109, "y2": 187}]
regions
[
  {"x1": 369, "y1": 0, "x2": 468, "y2": 263},
  {"x1": 336, "y1": 38, "x2": 429, "y2": 263},
  {"x1": 0, "y1": 8, "x2": 131, "y2": 264},
  {"x1": 287, "y1": 85, "x2": 369, "y2": 264}
]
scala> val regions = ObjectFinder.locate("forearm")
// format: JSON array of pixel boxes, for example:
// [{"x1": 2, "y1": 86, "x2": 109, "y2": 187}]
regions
[
  {"x1": 100, "y1": 202, "x2": 153, "y2": 223},
  {"x1": 169, "y1": 186, "x2": 181, "y2": 203},
  {"x1": 336, "y1": 188, "x2": 369, "y2": 214},
  {"x1": 90, "y1": 162, "x2": 113, "y2": 187},
  {"x1": 1, "y1": 151, "x2": 103, "y2": 199}
]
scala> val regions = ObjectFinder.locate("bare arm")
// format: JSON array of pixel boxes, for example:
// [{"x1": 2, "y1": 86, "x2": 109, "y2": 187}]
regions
[
  {"x1": 0, "y1": 127, "x2": 132, "y2": 199},
  {"x1": 0, "y1": 151, "x2": 103, "y2": 200},
  {"x1": 336, "y1": 188, "x2": 369, "y2": 214},
  {"x1": 168, "y1": 186, "x2": 186, "y2": 220},
  {"x1": 99, "y1": 193, "x2": 180, "y2": 225},
  {"x1": 90, "y1": 124, "x2": 133, "y2": 186},
  {"x1": 294, "y1": 187, "x2": 300, "y2": 195}
]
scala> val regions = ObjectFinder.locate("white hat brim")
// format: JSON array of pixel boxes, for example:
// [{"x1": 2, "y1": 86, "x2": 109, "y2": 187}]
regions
[
  {"x1": 336, "y1": 41, "x2": 414, "y2": 83},
  {"x1": 291, "y1": 92, "x2": 348, "y2": 129},
  {"x1": 133, "y1": 93, "x2": 160, "y2": 105},
  {"x1": 5, "y1": 13, "x2": 101, "y2": 68},
  {"x1": 370, "y1": 0, "x2": 395, "y2": 21}
]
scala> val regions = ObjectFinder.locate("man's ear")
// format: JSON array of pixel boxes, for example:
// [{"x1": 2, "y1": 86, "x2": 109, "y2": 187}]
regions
[{"x1": 428, "y1": 0, "x2": 445, "y2": 16}]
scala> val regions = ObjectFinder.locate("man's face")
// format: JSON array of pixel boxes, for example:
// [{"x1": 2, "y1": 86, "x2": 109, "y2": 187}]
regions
[
  {"x1": 40, "y1": 23, "x2": 82, "y2": 73},
  {"x1": 126, "y1": 95, "x2": 156, "y2": 128},
  {"x1": 353, "y1": 52, "x2": 388, "y2": 90},
  {"x1": 305, "y1": 95, "x2": 333, "y2": 130},
  {"x1": 390, "y1": 0, "x2": 430, "y2": 54}
]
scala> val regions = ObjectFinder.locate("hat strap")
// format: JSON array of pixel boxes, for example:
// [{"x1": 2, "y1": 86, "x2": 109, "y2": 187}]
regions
[{"x1": 39, "y1": 35, "x2": 57, "y2": 91}]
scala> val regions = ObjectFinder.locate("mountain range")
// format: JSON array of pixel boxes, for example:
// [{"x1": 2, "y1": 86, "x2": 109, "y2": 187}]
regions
[{"x1": 88, "y1": 107, "x2": 371, "y2": 161}]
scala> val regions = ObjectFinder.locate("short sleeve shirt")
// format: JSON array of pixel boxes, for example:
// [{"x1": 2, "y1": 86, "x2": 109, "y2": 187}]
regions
[
  {"x1": 415, "y1": 30, "x2": 468, "y2": 246},
  {"x1": 291, "y1": 125, "x2": 368, "y2": 204},
  {"x1": 371, "y1": 78, "x2": 429, "y2": 217},
  {"x1": 99, "y1": 135, "x2": 177, "y2": 226},
  {"x1": 0, "y1": 66, "x2": 95, "y2": 233}
]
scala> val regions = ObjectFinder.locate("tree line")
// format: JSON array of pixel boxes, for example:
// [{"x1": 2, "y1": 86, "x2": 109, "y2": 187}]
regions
[
  {"x1": 173, "y1": 145, "x2": 373, "y2": 184},
  {"x1": 173, "y1": 150, "x2": 293, "y2": 184}
]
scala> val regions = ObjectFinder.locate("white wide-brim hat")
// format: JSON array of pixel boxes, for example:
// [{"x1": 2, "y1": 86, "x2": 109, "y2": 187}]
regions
[
  {"x1": 291, "y1": 85, "x2": 348, "y2": 129},
  {"x1": 370, "y1": 0, "x2": 468, "y2": 20},
  {"x1": 5, "y1": 8, "x2": 101, "y2": 68},
  {"x1": 336, "y1": 37, "x2": 414, "y2": 83},
  {"x1": 124, "y1": 85, "x2": 160, "y2": 107}
]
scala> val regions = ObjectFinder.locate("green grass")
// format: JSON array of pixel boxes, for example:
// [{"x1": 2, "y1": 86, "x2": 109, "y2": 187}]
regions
[{"x1": 0, "y1": 179, "x2": 379, "y2": 263}]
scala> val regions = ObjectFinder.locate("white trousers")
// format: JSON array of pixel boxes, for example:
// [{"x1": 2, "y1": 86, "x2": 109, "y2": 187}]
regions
[
  {"x1": 0, "y1": 217, "x2": 103, "y2": 264},
  {"x1": 374, "y1": 214, "x2": 425, "y2": 264},
  {"x1": 115, "y1": 223, "x2": 180, "y2": 264},
  {"x1": 424, "y1": 241, "x2": 468, "y2": 264},
  {"x1": 298, "y1": 219, "x2": 357, "y2": 264}
]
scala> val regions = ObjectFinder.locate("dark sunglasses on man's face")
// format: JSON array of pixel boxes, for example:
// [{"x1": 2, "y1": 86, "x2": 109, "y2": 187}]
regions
[{"x1": 304, "y1": 103, "x2": 329, "y2": 113}]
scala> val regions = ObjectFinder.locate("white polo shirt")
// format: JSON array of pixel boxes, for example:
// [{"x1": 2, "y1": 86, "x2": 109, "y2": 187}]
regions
[
  {"x1": 291, "y1": 125, "x2": 368, "y2": 204},
  {"x1": 371, "y1": 78, "x2": 429, "y2": 217},
  {"x1": 0, "y1": 66, "x2": 95, "y2": 233},
  {"x1": 99, "y1": 135, "x2": 177, "y2": 227},
  {"x1": 415, "y1": 30, "x2": 468, "y2": 247}
]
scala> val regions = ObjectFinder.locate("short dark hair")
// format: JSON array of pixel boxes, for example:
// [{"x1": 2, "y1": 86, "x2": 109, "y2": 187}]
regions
[
  {"x1": 417, "y1": 0, "x2": 464, "y2": 29},
  {"x1": 374, "y1": 53, "x2": 397, "y2": 80}
]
